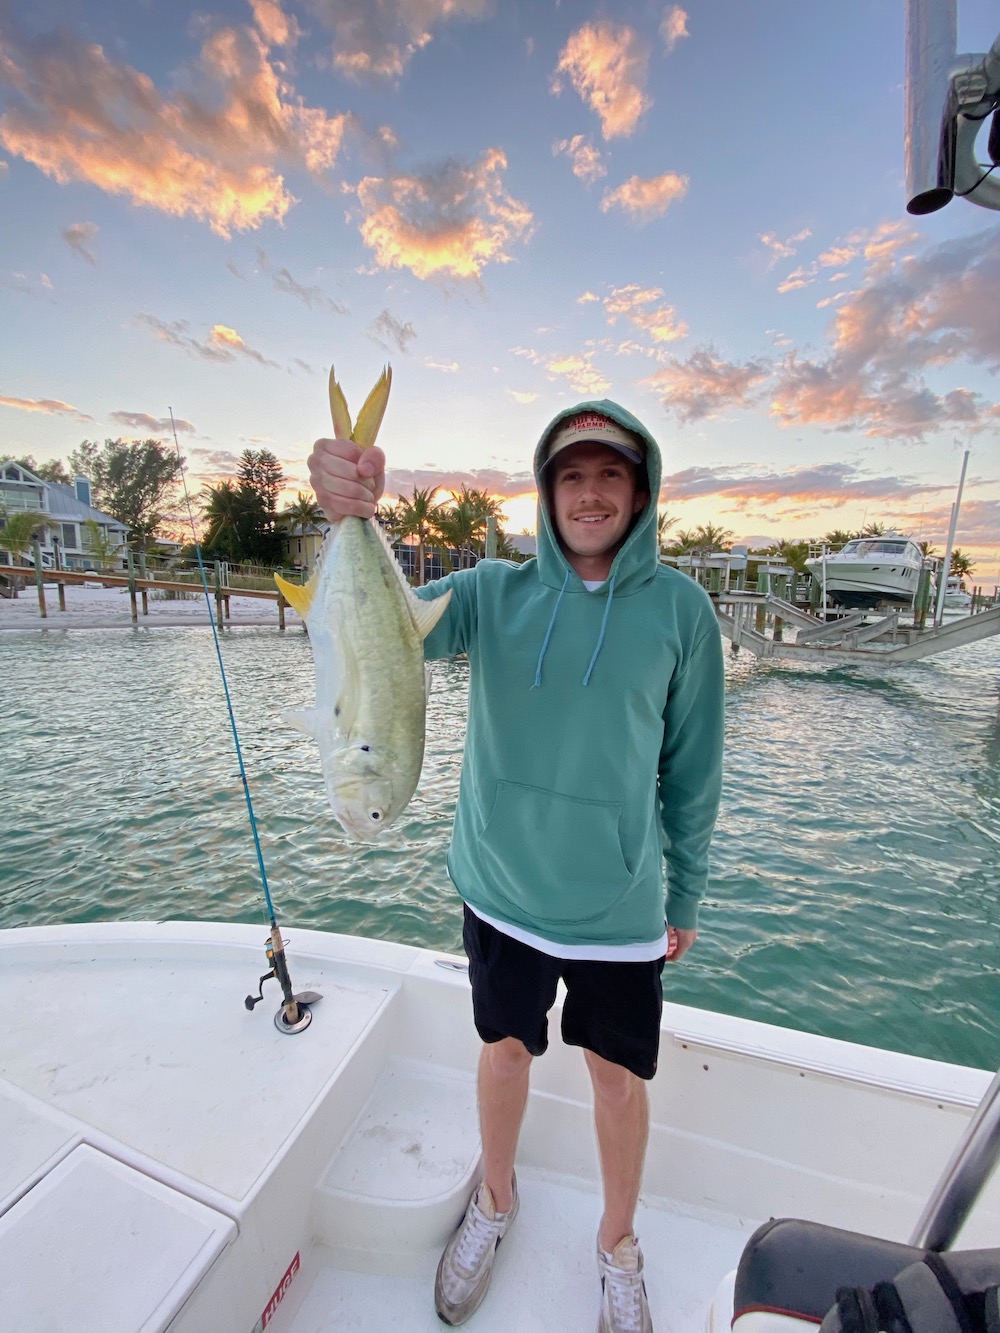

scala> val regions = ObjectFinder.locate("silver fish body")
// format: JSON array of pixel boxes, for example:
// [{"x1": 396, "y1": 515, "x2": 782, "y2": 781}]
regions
[{"x1": 280, "y1": 515, "x2": 450, "y2": 841}]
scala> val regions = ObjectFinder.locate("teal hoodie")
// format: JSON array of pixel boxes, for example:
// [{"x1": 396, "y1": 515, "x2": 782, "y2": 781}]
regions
[{"x1": 417, "y1": 399, "x2": 725, "y2": 947}]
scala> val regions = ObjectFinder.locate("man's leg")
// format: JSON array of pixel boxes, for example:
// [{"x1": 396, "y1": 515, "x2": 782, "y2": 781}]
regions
[
  {"x1": 585, "y1": 1049, "x2": 649, "y2": 1252},
  {"x1": 479, "y1": 1037, "x2": 532, "y2": 1212}
]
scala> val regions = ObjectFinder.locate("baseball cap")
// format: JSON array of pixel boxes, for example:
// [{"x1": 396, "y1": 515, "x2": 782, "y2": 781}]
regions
[{"x1": 543, "y1": 411, "x2": 645, "y2": 468}]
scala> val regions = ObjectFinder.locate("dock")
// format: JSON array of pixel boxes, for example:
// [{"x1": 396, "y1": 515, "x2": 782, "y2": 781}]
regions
[{"x1": 1, "y1": 562, "x2": 295, "y2": 629}]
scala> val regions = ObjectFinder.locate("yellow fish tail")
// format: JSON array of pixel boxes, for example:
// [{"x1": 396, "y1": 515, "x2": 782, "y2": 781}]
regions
[
  {"x1": 274, "y1": 570, "x2": 316, "y2": 618},
  {"x1": 353, "y1": 366, "x2": 392, "y2": 449},
  {"x1": 328, "y1": 367, "x2": 353, "y2": 440}
]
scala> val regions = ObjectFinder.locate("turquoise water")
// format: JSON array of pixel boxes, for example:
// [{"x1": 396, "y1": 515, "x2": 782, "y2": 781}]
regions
[{"x1": 2, "y1": 624, "x2": 998, "y2": 1071}]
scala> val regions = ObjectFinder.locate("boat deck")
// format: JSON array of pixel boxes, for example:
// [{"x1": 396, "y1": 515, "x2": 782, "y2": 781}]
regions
[
  {"x1": 274, "y1": 1177, "x2": 754, "y2": 1333},
  {"x1": 1, "y1": 923, "x2": 995, "y2": 1333}
]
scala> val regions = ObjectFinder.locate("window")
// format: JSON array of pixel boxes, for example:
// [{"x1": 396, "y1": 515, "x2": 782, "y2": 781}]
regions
[{"x1": 62, "y1": 523, "x2": 77, "y2": 548}]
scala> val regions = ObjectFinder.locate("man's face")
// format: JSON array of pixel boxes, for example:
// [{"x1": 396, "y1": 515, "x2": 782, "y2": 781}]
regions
[{"x1": 548, "y1": 442, "x2": 647, "y2": 577}]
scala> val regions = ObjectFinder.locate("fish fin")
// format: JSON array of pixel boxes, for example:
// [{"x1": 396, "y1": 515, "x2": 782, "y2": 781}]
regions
[
  {"x1": 282, "y1": 707, "x2": 325, "y2": 741},
  {"x1": 365, "y1": 516, "x2": 449, "y2": 636},
  {"x1": 410, "y1": 587, "x2": 452, "y2": 640},
  {"x1": 328, "y1": 367, "x2": 354, "y2": 440},
  {"x1": 353, "y1": 366, "x2": 392, "y2": 449},
  {"x1": 274, "y1": 570, "x2": 316, "y2": 619}
]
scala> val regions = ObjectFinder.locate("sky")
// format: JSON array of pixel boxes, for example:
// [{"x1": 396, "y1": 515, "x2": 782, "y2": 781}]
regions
[{"x1": 1, "y1": 0, "x2": 999, "y2": 587}]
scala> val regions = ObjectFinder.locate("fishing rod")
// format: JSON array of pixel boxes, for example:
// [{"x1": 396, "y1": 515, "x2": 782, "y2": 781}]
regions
[{"x1": 169, "y1": 408, "x2": 319, "y2": 1034}]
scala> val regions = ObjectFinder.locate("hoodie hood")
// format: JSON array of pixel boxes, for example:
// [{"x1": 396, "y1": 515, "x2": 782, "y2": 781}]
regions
[{"x1": 532, "y1": 398, "x2": 662, "y2": 596}]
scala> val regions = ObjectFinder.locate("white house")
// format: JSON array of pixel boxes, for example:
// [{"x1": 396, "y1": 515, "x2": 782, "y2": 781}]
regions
[{"x1": 0, "y1": 462, "x2": 129, "y2": 571}]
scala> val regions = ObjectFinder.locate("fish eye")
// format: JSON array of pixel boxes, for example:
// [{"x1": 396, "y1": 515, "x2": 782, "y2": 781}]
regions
[{"x1": 370, "y1": 811, "x2": 381, "y2": 821}]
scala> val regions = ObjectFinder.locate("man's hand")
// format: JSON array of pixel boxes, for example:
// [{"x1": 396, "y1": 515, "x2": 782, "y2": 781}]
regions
[
  {"x1": 307, "y1": 438, "x2": 386, "y2": 521},
  {"x1": 665, "y1": 926, "x2": 696, "y2": 962}
]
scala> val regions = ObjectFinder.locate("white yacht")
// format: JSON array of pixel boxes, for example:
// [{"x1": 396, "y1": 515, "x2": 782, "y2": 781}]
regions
[
  {"x1": 2, "y1": 920, "x2": 998, "y2": 1333},
  {"x1": 942, "y1": 574, "x2": 973, "y2": 613},
  {"x1": 805, "y1": 537, "x2": 925, "y2": 611}
]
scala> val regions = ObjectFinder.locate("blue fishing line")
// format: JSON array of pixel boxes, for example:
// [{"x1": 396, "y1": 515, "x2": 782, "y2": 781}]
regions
[{"x1": 169, "y1": 408, "x2": 277, "y2": 924}]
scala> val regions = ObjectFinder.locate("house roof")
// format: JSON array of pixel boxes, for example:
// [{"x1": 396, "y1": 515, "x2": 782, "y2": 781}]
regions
[{"x1": 1, "y1": 464, "x2": 128, "y2": 534}]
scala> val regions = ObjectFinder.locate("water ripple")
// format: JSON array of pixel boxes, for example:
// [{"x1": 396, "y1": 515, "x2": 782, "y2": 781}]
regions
[{"x1": 1, "y1": 626, "x2": 999, "y2": 1070}]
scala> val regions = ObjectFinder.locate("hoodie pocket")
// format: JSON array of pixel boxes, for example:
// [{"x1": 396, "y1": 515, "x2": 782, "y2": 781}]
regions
[{"x1": 480, "y1": 780, "x2": 632, "y2": 926}]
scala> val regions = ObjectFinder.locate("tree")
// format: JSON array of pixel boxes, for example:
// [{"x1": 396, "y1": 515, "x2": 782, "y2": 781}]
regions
[
  {"x1": 68, "y1": 438, "x2": 183, "y2": 549},
  {"x1": 81, "y1": 518, "x2": 117, "y2": 570},
  {"x1": 823, "y1": 528, "x2": 854, "y2": 549},
  {"x1": 395, "y1": 486, "x2": 445, "y2": 585},
  {"x1": 201, "y1": 480, "x2": 274, "y2": 561},
  {"x1": 283, "y1": 492, "x2": 324, "y2": 535},
  {"x1": 238, "y1": 449, "x2": 285, "y2": 518},
  {"x1": 0, "y1": 509, "x2": 51, "y2": 595},
  {"x1": 859, "y1": 521, "x2": 887, "y2": 536},
  {"x1": 693, "y1": 522, "x2": 733, "y2": 550},
  {"x1": 950, "y1": 548, "x2": 974, "y2": 581},
  {"x1": 657, "y1": 511, "x2": 677, "y2": 555}
]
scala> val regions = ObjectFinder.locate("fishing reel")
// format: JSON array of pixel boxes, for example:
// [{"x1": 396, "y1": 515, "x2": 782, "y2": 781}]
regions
[{"x1": 245, "y1": 926, "x2": 322, "y2": 1034}]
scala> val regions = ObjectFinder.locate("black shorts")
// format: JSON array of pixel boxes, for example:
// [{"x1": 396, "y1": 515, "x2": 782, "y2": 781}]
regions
[{"x1": 462, "y1": 905, "x2": 666, "y2": 1080}]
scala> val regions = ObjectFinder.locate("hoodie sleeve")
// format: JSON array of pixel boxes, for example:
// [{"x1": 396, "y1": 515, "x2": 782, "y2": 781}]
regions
[
  {"x1": 415, "y1": 568, "x2": 478, "y2": 660},
  {"x1": 657, "y1": 623, "x2": 725, "y2": 930}
]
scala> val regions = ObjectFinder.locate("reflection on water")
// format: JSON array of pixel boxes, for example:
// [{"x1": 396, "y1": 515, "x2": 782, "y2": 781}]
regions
[{"x1": 2, "y1": 625, "x2": 999, "y2": 1070}]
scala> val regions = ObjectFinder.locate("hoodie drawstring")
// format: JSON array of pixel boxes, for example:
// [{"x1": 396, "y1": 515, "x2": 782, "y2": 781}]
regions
[
  {"x1": 582, "y1": 576, "x2": 616, "y2": 686},
  {"x1": 533, "y1": 569, "x2": 570, "y2": 687},
  {"x1": 533, "y1": 572, "x2": 617, "y2": 689}
]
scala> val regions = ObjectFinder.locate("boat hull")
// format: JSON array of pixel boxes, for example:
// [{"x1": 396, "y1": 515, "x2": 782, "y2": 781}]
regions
[{"x1": 0, "y1": 921, "x2": 996, "y2": 1332}]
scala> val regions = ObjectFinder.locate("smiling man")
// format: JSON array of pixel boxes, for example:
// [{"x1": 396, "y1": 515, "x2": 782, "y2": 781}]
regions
[{"x1": 307, "y1": 400, "x2": 725, "y2": 1332}]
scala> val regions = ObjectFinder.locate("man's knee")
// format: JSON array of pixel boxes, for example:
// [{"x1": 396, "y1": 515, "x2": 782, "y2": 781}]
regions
[
  {"x1": 483, "y1": 1037, "x2": 533, "y2": 1080},
  {"x1": 585, "y1": 1049, "x2": 643, "y2": 1105}
]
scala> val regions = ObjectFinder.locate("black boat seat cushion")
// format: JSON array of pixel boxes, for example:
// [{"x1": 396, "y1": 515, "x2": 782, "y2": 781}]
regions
[{"x1": 733, "y1": 1218, "x2": 1000, "y2": 1331}]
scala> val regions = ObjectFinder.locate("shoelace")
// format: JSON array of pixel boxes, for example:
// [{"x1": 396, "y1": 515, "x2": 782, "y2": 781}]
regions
[
  {"x1": 603, "y1": 1266, "x2": 644, "y2": 1332},
  {"x1": 454, "y1": 1202, "x2": 502, "y2": 1274}
]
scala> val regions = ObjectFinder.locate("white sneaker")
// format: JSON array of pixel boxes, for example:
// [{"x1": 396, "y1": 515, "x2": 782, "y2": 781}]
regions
[
  {"x1": 597, "y1": 1235, "x2": 653, "y2": 1333},
  {"x1": 434, "y1": 1177, "x2": 519, "y2": 1325}
]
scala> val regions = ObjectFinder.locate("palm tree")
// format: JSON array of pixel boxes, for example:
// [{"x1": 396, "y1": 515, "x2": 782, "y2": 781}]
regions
[
  {"x1": 692, "y1": 522, "x2": 733, "y2": 550},
  {"x1": 283, "y1": 492, "x2": 324, "y2": 534},
  {"x1": 395, "y1": 486, "x2": 445, "y2": 585},
  {"x1": 0, "y1": 508, "x2": 51, "y2": 596},
  {"x1": 657, "y1": 511, "x2": 677, "y2": 556},
  {"x1": 823, "y1": 528, "x2": 854, "y2": 550},
  {"x1": 950, "y1": 548, "x2": 974, "y2": 581},
  {"x1": 859, "y1": 521, "x2": 887, "y2": 536}
]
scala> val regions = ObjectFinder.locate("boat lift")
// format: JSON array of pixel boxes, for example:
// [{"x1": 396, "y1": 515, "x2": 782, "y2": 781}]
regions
[{"x1": 664, "y1": 550, "x2": 1000, "y2": 667}]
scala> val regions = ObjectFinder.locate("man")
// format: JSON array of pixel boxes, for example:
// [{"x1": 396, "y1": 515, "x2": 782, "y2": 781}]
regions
[{"x1": 308, "y1": 400, "x2": 725, "y2": 1332}]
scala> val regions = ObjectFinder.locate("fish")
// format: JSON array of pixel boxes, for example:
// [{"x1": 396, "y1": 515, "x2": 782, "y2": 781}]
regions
[{"x1": 274, "y1": 366, "x2": 452, "y2": 841}]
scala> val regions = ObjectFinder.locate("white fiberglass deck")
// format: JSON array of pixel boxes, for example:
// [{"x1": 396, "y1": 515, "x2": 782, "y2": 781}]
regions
[{"x1": 0, "y1": 922, "x2": 996, "y2": 1332}]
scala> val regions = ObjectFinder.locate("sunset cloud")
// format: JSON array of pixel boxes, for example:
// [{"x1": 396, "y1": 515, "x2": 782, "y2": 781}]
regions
[
  {"x1": 310, "y1": 0, "x2": 490, "y2": 79},
  {"x1": 759, "y1": 227, "x2": 812, "y2": 266},
  {"x1": 603, "y1": 284, "x2": 688, "y2": 343},
  {"x1": 62, "y1": 222, "x2": 98, "y2": 265},
  {"x1": 385, "y1": 466, "x2": 534, "y2": 504},
  {"x1": 600, "y1": 171, "x2": 689, "y2": 222},
  {"x1": 645, "y1": 347, "x2": 771, "y2": 421},
  {"x1": 660, "y1": 6, "x2": 690, "y2": 53},
  {"x1": 552, "y1": 22, "x2": 652, "y2": 140},
  {"x1": 137, "y1": 314, "x2": 279, "y2": 366},
  {"x1": 0, "y1": 394, "x2": 93, "y2": 422},
  {"x1": 272, "y1": 266, "x2": 349, "y2": 314},
  {"x1": 661, "y1": 460, "x2": 944, "y2": 509},
  {"x1": 0, "y1": 17, "x2": 349, "y2": 236},
  {"x1": 553, "y1": 135, "x2": 606, "y2": 184},
  {"x1": 770, "y1": 226, "x2": 1000, "y2": 437},
  {"x1": 353, "y1": 149, "x2": 534, "y2": 281},
  {"x1": 109, "y1": 411, "x2": 194, "y2": 434},
  {"x1": 370, "y1": 308, "x2": 416, "y2": 353}
]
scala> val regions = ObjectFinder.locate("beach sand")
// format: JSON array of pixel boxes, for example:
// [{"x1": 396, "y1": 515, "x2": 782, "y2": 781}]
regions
[{"x1": 0, "y1": 582, "x2": 303, "y2": 632}]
